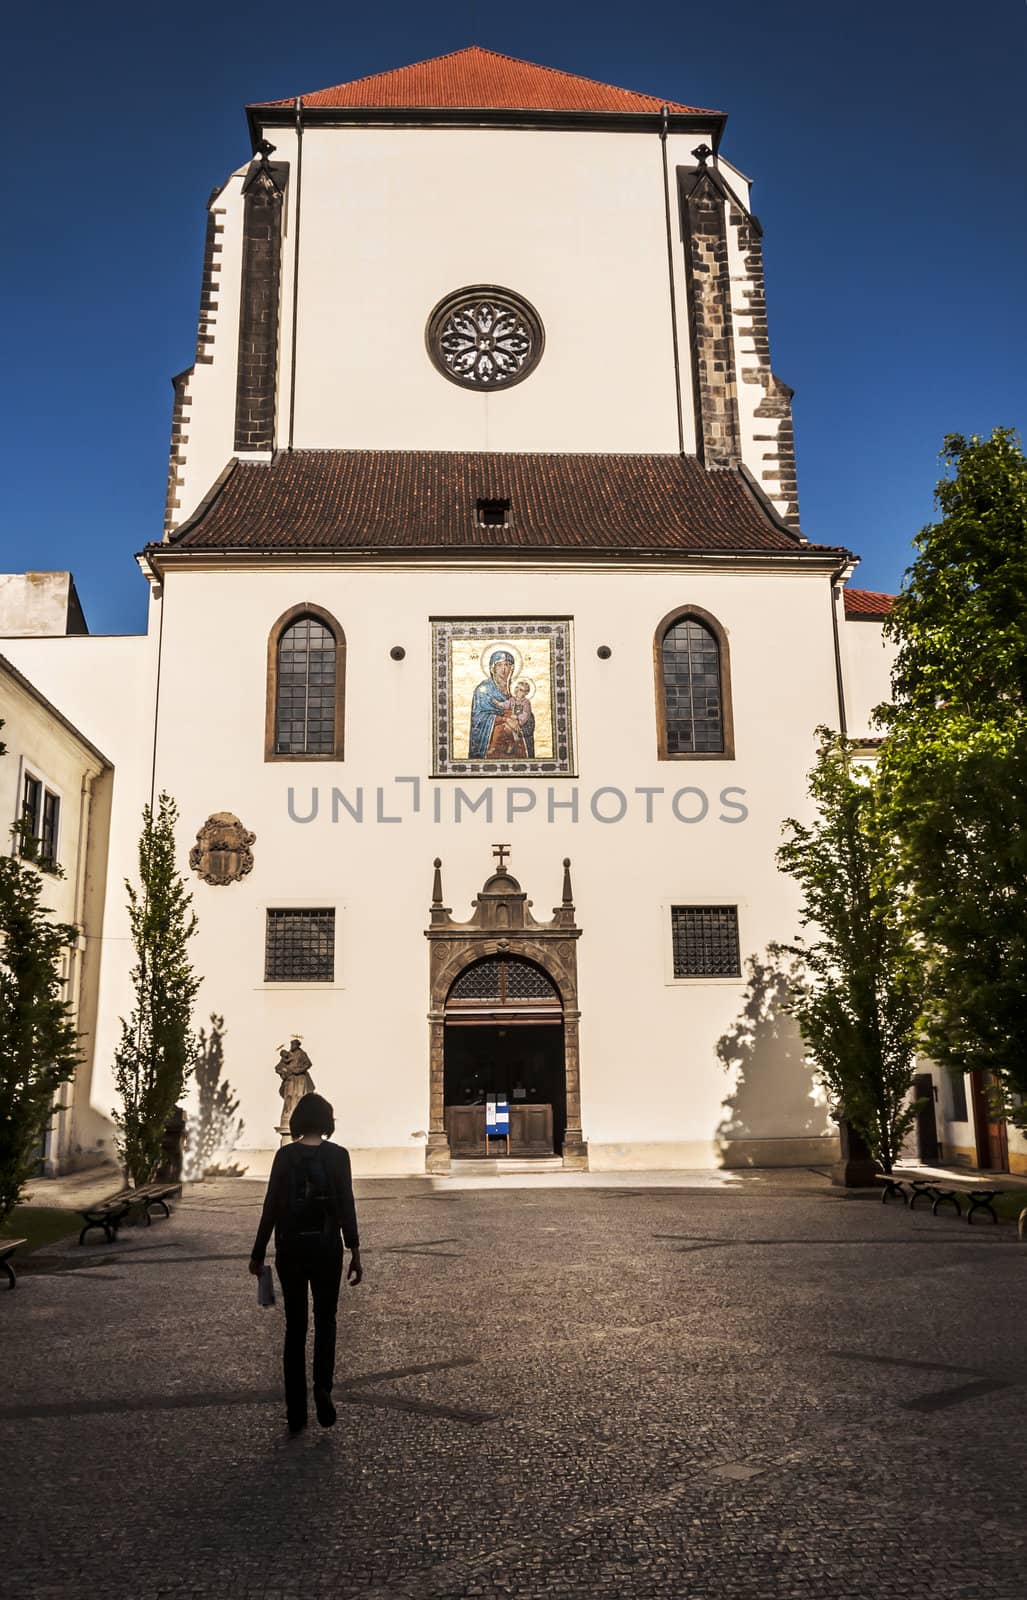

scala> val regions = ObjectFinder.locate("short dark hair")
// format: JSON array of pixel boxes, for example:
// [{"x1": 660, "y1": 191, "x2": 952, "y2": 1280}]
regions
[{"x1": 289, "y1": 1092, "x2": 335, "y2": 1139}]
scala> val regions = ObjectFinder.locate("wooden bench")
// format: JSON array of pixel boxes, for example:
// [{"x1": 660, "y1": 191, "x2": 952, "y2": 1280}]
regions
[
  {"x1": 878, "y1": 1174, "x2": 1013, "y2": 1224},
  {"x1": 1, "y1": 1238, "x2": 26, "y2": 1289},
  {"x1": 78, "y1": 1182, "x2": 181, "y2": 1246}
]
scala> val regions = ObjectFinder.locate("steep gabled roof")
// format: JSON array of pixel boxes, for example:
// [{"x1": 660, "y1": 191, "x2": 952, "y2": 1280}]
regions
[
  {"x1": 156, "y1": 450, "x2": 847, "y2": 562},
  {"x1": 250, "y1": 45, "x2": 720, "y2": 117}
]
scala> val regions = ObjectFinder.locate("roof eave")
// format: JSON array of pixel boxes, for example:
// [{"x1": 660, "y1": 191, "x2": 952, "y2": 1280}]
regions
[
  {"x1": 246, "y1": 100, "x2": 727, "y2": 151},
  {"x1": 142, "y1": 541, "x2": 850, "y2": 574}
]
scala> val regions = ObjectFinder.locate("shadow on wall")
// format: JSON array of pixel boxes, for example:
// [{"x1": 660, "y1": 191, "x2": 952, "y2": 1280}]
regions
[
  {"x1": 185, "y1": 1013, "x2": 248, "y2": 1179},
  {"x1": 715, "y1": 952, "x2": 827, "y2": 1167}
]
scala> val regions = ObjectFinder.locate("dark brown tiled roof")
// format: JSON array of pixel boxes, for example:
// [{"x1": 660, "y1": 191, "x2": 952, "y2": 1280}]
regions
[
  {"x1": 165, "y1": 451, "x2": 844, "y2": 558},
  {"x1": 251, "y1": 46, "x2": 718, "y2": 116},
  {"x1": 844, "y1": 588, "x2": 895, "y2": 619}
]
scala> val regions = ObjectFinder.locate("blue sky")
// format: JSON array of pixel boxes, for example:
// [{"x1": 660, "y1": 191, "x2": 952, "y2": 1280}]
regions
[{"x1": 3, "y1": 1, "x2": 1024, "y2": 634}]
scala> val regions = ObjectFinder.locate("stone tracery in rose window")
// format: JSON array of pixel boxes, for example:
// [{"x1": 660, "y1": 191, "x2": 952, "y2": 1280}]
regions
[{"x1": 427, "y1": 287, "x2": 544, "y2": 390}]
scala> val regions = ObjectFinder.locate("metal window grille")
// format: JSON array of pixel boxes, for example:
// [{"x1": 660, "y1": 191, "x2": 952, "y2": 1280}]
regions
[
  {"x1": 448, "y1": 957, "x2": 558, "y2": 1002},
  {"x1": 504, "y1": 960, "x2": 558, "y2": 999},
  {"x1": 450, "y1": 959, "x2": 504, "y2": 1000},
  {"x1": 662, "y1": 618, "x2": 723, "y2": 754},
  {"x1": 671, "y1": 905, "x2": 740, "y2": 978},
  {"x1": 275, "y1": 616, "x2": 337, "y2": 755},
  {"x1": 265, "y1": 909, "x2": 335, "y2": 983}
]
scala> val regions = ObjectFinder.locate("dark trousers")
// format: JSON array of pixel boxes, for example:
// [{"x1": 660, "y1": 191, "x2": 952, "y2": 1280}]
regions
[{"x1": 275, "y1": 1232, "x2": 344, "y2": 1420}]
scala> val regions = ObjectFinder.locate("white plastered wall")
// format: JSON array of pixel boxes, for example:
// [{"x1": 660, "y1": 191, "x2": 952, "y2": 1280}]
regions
[
  {"x1": 171, "y1": 121, "x2": 739, "y2": 528},
  {"x1": 839, "y1": 613, "x2": 895, "y2": 738},
  {"x1": 142, "y1": 558, "x2": 842, "y2": 1176},
  {"x1": 0, "y1": 627, "x2": 156, "y2": 1164}
]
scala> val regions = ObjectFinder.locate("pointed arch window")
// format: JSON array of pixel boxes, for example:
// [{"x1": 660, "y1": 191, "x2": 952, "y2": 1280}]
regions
[
  {"x1": 265, "y1": 604, "x2": 346, "y2": 761},
  {"x1": 654, "y1": 606, "x2": 733, "y2": 759}
]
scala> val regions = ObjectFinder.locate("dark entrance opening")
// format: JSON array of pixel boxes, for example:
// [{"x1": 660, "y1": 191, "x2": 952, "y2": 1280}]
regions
[
  {"x1": 442, "y1": 955, "x2": 565, "y2": 1158},
  {"x1": 913, "y1": 1072, "x2": 940, "y2": 1164}
]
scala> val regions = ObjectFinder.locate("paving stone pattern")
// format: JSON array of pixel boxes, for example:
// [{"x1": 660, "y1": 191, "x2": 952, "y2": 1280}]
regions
[{"x1": 4, "y1": 1177, "x2": 1026, "y2": 1599}]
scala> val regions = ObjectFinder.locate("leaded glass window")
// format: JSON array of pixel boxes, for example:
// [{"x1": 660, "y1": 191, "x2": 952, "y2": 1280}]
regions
[
  {"x1": 265, "y1": 909, "x2": 335, "y2": 983},
  {"x1": 661, "y1": 617, "x2": 723, "y2": 755},
  {"x1": 274, "y1": 616, "x2": 337, "y2": 756},
  {"x1": 671, "y1": 906, "x2": 740, "y2": 978}
]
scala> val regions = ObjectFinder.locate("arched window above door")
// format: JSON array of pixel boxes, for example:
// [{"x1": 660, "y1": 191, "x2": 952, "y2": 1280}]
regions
[
  {"x1": 447, "y1": 956, "x2": 561, "y2": 1009},
  {"x1": 265, "y1": 604, "x2": 346, "y2": 761},
  {"x1": 654, "y1": 605, "x2": 734, "y2": 759}
]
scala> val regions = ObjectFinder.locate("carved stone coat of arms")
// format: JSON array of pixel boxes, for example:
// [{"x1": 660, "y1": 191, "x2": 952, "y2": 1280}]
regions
[{"x1": 189, "y1": 813, "x2": 256, "y2": 886}]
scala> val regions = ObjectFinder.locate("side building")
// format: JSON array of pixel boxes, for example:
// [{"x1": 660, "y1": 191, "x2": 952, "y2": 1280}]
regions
[{"x1": 0, "y1": 640, "x2": 113, "y2": 1173}]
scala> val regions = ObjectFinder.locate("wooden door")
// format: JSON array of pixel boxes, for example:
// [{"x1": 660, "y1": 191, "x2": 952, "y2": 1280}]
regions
[{"x1": 969, "y1": 1070, "x2": 1009, "y2": 1171}]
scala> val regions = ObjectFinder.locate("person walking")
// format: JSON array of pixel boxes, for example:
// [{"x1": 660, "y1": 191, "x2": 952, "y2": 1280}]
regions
[{"x1": 249, "y1": 1092, "x2": 362, "y2": 1433}]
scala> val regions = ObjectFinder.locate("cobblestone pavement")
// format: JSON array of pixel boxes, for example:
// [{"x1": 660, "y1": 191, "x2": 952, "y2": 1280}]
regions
[{"x1": 4, "y1": 1173, "x2": 1026, "y2": 1599}]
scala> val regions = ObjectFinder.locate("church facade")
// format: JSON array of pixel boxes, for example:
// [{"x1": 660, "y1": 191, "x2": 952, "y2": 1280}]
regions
[{"x1": 3, "y1": 48, "x2": 914, "y2": 1177}]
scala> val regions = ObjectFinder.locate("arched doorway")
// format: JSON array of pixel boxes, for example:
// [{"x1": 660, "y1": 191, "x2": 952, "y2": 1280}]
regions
[
  {"x1": 425, "y1": 853, "x2": 586, "y2": 1171},
  {"x1": 444, "y1": 955, "x2": 566, "y2": 1158}
]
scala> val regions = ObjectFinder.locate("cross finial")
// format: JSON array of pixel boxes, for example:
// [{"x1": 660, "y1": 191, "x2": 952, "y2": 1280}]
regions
[
  {"x1": 492, "y1": 843, "x2": 511, "y2": 874},
  {"x1": 692, "y1": 143, "x2": 712, "y2": 168}
]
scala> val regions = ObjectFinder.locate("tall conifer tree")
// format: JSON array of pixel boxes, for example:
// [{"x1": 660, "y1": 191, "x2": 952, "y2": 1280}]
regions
[{"x1": 113, "y1": 792, "x2": 200, "y2": 1185}]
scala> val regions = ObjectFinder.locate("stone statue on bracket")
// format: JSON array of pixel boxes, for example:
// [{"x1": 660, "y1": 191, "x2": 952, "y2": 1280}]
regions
[{"x1": 275, "y1": 1036, "x2": 315, "y2": 1143}]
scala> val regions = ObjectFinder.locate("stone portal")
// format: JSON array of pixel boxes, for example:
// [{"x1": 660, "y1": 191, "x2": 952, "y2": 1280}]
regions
[{"x1": 425, "y1": 853, "x2": 585, "y2": 1171}]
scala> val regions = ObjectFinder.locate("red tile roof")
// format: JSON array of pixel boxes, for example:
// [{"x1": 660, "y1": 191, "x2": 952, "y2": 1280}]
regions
[
  {"x1": 844, "y1": 588, "x2": 895, "y2": 619},
  {"x1": 251, "y1": 46, "x2": 719, "y2": 116},
  {"x1": 163, "y1": 451, "x2": 845, "y2": 559}
]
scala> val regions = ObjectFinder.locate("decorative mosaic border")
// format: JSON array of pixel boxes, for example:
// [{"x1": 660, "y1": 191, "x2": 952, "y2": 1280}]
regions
[{"x1": 431, "y1": 618, "x2": 575, "y2": 778}]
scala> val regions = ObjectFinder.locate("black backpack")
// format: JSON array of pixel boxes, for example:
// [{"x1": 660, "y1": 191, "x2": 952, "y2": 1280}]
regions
[{"x1": 286, "y1": 1149, "x2": 334, "y2": 1236}]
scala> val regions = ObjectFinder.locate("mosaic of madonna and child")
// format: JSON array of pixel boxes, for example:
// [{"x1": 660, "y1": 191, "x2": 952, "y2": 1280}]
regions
[{"x1": 431, "y1": 620, "x2": 575, "y2": 777}]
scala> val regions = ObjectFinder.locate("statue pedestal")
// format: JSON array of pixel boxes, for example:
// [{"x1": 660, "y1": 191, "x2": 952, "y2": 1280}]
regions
[
  {"x1": 276, "y1": 1121, "x2": 292, "y2": 1148},
  {"x1": 830, "y1": 1117, "x2": 878, "y2": 1187}
]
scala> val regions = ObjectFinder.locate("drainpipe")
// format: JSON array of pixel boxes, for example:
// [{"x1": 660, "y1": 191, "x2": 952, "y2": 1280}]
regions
[
  {"x1": 660, "y1": 106, "x2": 686, "y2": 455},
  {"x1": 830, "y1": 563, "x2": 849, "y2": 736},
  {"x1": 287, "y1": 96, "x2": 304, "y2": 451}
]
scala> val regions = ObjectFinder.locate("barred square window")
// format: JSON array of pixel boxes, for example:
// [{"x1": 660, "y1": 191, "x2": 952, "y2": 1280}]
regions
[
  {"x1": 671, "y1": 905, "x2": 741, "y2": 978},
  {"x1": 265, "y1": 909, "x2": 335, "y2": 983}
]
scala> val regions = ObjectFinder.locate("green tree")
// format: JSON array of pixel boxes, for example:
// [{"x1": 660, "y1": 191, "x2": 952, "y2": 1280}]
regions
[
  {"x1": 879, "y1": 429, "x2": 1027, "y2": 1125},
  {"x1": 0, "y1": 724, "x2": 81, "y2": 1224},
  {"x1": 113, "y1": 791, "x2": 200, "y2": 1185},
  {"x1": 775, "y1": 728, "x2": 926, "y2": 1172}
]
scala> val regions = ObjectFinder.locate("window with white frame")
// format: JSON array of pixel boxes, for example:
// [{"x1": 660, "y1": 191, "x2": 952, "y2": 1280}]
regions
[
  {"x1": 671, "y1": 905, "x2": 741, "y2": 978},
  {"x1": 20, "y1": 771, "x2": 60, "y2": 869},
  {"x1": 264, "y1": 908, "x2": 335, "y2": 983}
]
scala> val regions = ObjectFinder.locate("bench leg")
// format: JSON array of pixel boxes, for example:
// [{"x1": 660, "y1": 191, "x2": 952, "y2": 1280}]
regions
[
  {"x1": 931, "y1": 1192, "x2": 962, "y2": 1216},
  {"x1": 147, "y1": 1198, "x2": 171, "y2": 1220},
  {"x1": 909, "y1": 1189, "x2": 933, "y2": 1210},
  {"x1": 881, "y1": 1180, "x2": 904, "y2": 1204},
  {"x1": 1, "y1": 1258, "x2": 15, "y2": 1289},
  {"x1": 967, "y1": 1201, "x2": 998, "y2": 1224}
]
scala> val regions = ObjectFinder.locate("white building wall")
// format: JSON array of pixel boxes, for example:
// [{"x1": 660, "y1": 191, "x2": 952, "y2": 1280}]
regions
[
  {"x1": 839, "y1": 612, "x2": 895, "y2": 738},
  {"x1": 143, "y1": 559, "x2": 841, "y2": 1175},
  {"x1": 171, "y1": 121, "x2": 757, "y2": 529},
  {"x1": 0, "y1": 659, "x2": 113, "y2": 1167},
  {"x1": 0, "y1": 628, "x2": 156, "y2": 1163}
]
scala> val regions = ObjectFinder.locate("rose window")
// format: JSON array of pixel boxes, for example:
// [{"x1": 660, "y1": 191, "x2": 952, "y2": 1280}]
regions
[{"x1": 426, "y1": 286, "x2": 544, "y2": 390}]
